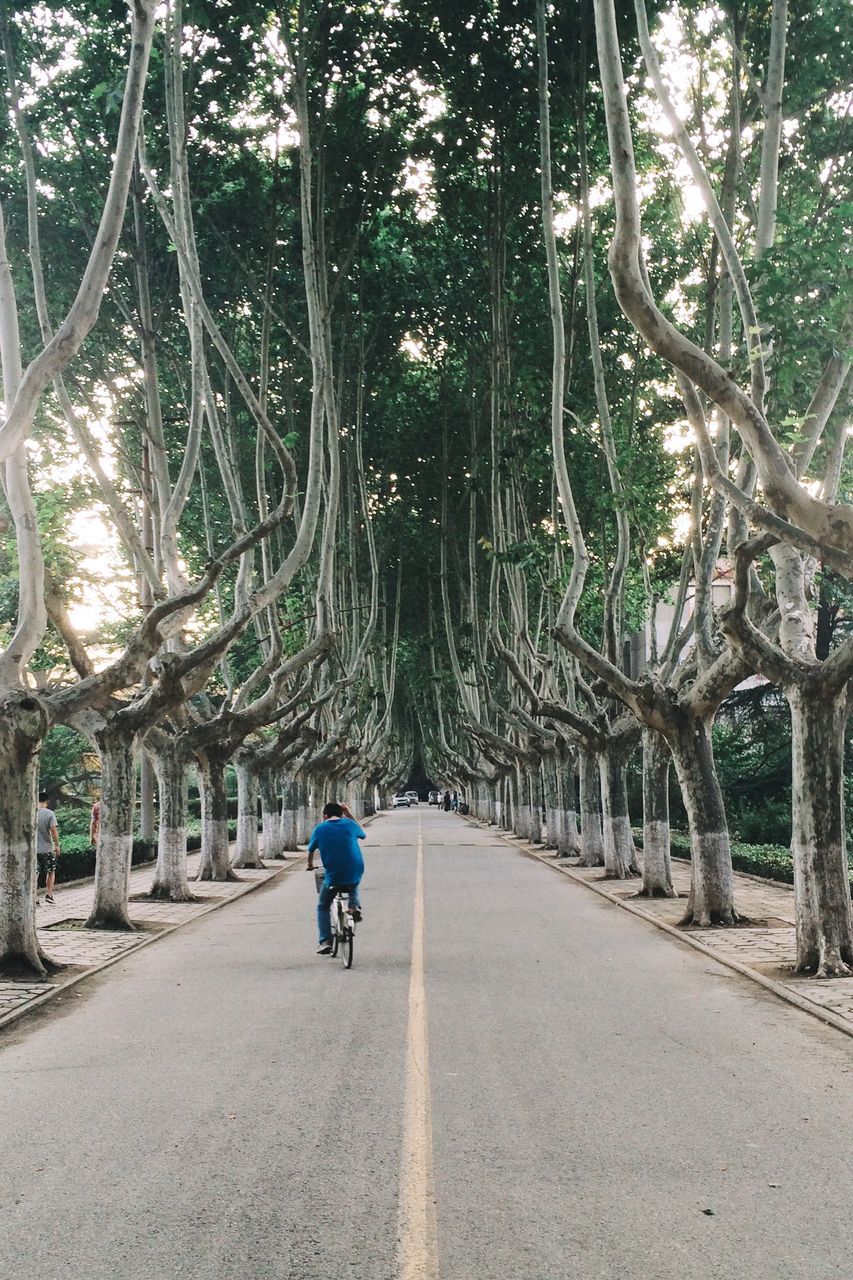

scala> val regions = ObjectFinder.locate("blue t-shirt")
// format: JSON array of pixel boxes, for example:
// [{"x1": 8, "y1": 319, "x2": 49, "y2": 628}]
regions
[{"x1": 308, "y1": 817, "x2": 366, "y2": 884}]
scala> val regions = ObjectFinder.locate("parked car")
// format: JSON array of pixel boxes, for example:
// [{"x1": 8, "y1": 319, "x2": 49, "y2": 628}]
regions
[
  {"x1": 392, "y1": 794, "x2": 410, "y2": 808},
  {"x1": 428, "y1": 790, "x2": 440, "y2": 805},
  {"x1": 405, "y1": 790, "x2": 419, "y2": 805}
]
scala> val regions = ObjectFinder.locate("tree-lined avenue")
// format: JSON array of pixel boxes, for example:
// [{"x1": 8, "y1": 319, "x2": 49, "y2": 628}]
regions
[{"x1": 0, "y1": 809, "x2": 850, "y2": 1280}]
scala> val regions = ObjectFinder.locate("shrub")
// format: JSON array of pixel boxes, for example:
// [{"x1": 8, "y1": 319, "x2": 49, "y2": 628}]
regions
[
  {"x1": 52, "y1": 840, "x2": 97, "y2": 884},
  {"x1": 44, "y1": 827, "x2": 237, "y2": 886},
  {"x1": 185, "y1": 798, "x2": 241, "y2": 821},
  {"x1": 659, "y1": 830, "x2": 853, "y2": 888},
  {"x1": 55, "y1": 806, "x2": 95, "y2": 839},
  {"x1": 733, "y1": 797, "x2": 792, "y2": 847}
]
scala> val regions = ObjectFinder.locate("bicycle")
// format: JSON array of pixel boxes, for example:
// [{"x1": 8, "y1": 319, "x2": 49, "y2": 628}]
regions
[
  {"x1": 329, "y1": 888, "x2": 356, "y2": 969},
  {"x1": 314, "y1": 869, "x2": 357, "y2": 969}
]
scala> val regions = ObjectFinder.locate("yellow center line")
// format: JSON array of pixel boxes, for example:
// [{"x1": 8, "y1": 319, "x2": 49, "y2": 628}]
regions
[{"x1": 397, "y1": 814, "x2": 439, "y2": 1280}]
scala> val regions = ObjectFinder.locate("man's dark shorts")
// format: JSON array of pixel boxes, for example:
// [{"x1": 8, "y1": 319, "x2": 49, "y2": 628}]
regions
[{"x1": 38, "y1": 851, "x2": 57, "y2": 876}]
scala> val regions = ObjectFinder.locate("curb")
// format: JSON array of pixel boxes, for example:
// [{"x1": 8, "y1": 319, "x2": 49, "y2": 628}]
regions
[
  {"x1": 0, "y1": 856, "x2": 303, "y2": 1036},
  {"x1": 464, "y1": 816, "x2": 853, "y2": 1044}
]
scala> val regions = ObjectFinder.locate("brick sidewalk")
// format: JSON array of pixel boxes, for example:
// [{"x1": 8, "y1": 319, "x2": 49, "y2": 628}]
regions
[
  {"x1": 477, "y1": 823, "x2": 853, "y2": 1038},
  {"x1": 0, "y1": 848, "x2": 298, "y2": 1030}
]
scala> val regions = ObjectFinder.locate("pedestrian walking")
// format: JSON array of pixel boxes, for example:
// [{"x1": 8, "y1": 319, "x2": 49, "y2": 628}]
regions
[
  {"x1": 443, "y1": 790, "x2": 451, "y2": 811},
  {"x1": 36, "y1": 792, "x2": 61, "y2": 905}
]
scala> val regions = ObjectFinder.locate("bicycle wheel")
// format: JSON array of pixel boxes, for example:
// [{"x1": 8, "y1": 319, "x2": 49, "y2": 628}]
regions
[
  {"x1": 341, "y1": 925, "x2": 354, "y2": 969},
  {"x1": 328, "y1": 897, "x2": 341, "y2": 956}
]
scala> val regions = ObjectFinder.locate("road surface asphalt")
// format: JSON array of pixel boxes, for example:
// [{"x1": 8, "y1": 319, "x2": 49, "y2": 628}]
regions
[{"x1": 0, "y1": 808, "x2": 851, "y2": 1279}]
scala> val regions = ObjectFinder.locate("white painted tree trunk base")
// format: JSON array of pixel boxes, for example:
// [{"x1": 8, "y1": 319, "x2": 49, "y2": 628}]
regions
[
  {"x1": 149, "y1": 827, "x2": 196, "y2": 902},
  {"x1": 670, "y1": 721, "x2": 741, "y2": 927},
  {"x1": 515, "y1": 803, "x2": 533, "y2": 841},
  {"x1": 578, "y1": 820, "x2": 605, "y2": 867},
  {"x1": 88, "y1": 832, "x2": 136, "y2": 928},
  {"x1": 599, "y1": 752, "x2": 639, "y2": 880},
  {"x1": 0, "y1": 698, "x2": 57, "y2": 976},
  {"x1": 87, "y1": 733, "x2": 137, "y2": 929},
  {"x1": 602, "y1": 815, "x2": 640, "y2": 880},
  {"x1": 789, "y1": 689, "x2": 853, "y2": 977},
  {"x1": 197, "y1": 817, "x2": 239, "y2": 882},
  {"x1": 150, "y1": 748, "x2": 196, "y2": 901},
  {"x1": 280, "y1": 807, "x2": 300, "y2": 852},
  {"x1": 197, "y1": 753, "x2": 240, "y2": 882},
  {"x1": 678, "y1": 831, "x2": 739, "y2": 928},
  {"x1": 261, "y1": 807, "x2": 285, "y2": 860},
  {"x1": 636, "y1": 819, "x2": 676, "y2": 899},
  {"x1": 557, "y1": 808, "x2": 580, "y2": 857},
  {"x1": 231, "y1": 764, "x2": 264, "y2": 870},
  {"x1": 578, "y1": 750, "x2": 605, "y2": 867},
  {"x1": 637, "y1": 729, "x2": 675, "y2": 898}
]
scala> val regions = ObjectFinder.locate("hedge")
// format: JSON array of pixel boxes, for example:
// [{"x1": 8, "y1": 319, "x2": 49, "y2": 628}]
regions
[
  {"x1": 45, "y1": 823, "x2": 240, "y2": 887},
  {"x1": 637, "y1": 829, "x2": 853, "y2": 889},
  {"x1": 186, "y1": 797, "x2": 240, "y2": 821},
  {"x1": 667, "y1": 831, "x2": 799, "y2": 885}
]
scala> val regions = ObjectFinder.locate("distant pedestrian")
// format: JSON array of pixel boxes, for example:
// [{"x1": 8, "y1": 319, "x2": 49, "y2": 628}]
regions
[
  {"x1": 451, "y1": 790, "x2": 458, "y2": 811},
  {"x1": 36, "y1": 792, "x2": 61, "y2": 905},
  {"x1": 443, "y1": 790, "x2": 451, "y2": 812},
  {"x1": 89, "y1": 796, "x2": 101, "y2": 847}
]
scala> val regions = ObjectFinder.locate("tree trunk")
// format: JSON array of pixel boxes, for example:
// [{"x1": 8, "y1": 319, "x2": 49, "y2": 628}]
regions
[
  {"x1": 638, "y1": 727, "x2": 675, "y2": 898},
  {"x1": 0, "y1": 695, "x2": 56, "y2": 977},
  {"x1": 150, "y1": 742, "x2": 195, "y2": 901},
  {"x1": 789, "y1": 686, "x2": 853, "y2": 976},
  {"x1": 498, "y1": 773, "x2": 509, "y2": 832},
  {"x1": 344, "y1": 779, "x2": 362, "y2": 820},
  {"x1": 138, "y1": 748, "x2": 156, "y2": 841},
  {"x1": 557, "y1": 761, "x2": 580, "y2": 857},
  {"x1": 500, "y1": 774, "x2": 511, "y2": 829},
  {"x1": 232, "y1": 761, "x2": 264, "y2": 869},
  {"x1": 578, "y1": 747, "x2": 605, "y2": 867},
  {"x1": 668, "y1": 716, "x2": 739, "y2": 926},
  {"x1": 528, "y1": 764, "x2": 544, "y2": 844},
  {"x1": 561, "y1": 806, "x2": 580, "y2": 858},
  {"x1": 196, "y1": 752, "x2": 239, "y2": 882},
  {"x1": 512, "y1": 765, "x2": 529, "y2": 839},
  {"x1": 296, "y1": 779, "x2": 313, "y2": 844},
  {"x1": 280, "y1": 776, "x2": 299, "y2": 852},
  {"x1": 260, "y1": 767, "x2": 284, "y2": 860},
  {"x1": 599, "y1": 747, "x2": 639, "y2": 879},
  {"x1": 543, "y1": 756, "x2": 559, "y2": 849},
  {"x1": 87, "y1": 728, "x2": 137, "y2": 928}
]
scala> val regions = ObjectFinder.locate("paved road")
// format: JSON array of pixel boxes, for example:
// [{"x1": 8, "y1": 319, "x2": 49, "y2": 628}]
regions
[{"x1": 0, "y1": 809, "x2": 851, "y2": 1280}]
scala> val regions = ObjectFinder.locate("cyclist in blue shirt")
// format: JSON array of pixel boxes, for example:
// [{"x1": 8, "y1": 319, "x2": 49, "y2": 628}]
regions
[{"x1": 306, "y1": 801, "x2": 366, "y2": 955}]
